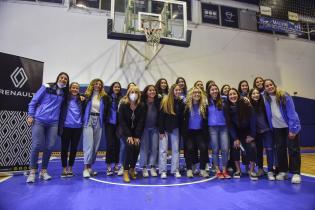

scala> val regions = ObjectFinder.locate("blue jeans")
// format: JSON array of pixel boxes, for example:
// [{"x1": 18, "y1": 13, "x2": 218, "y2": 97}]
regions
[
  {"x1": 119, "y1": 138, "x2": 126, "y2": 165},
  {"x1": 140, "y1": 127, "x2": 159, "y2": 168},
  {"x1": 83, "y1": 116, "x2": 102, "y2": 165},
  {"x1": 159, "y1": 128, "x2": 179, "y2": 174},
  {"x1": 256, "y1": 130, "x2": 274, "y2": 172},
  {"x1": 209, "y1": 126, "x2": 229, "y2": 168},
  {"x1": 30, "y1": 120, "x2": 58, "y2": 169}
]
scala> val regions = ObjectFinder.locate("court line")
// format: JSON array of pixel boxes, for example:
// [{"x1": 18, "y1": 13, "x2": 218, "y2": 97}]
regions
[
  {"x1": 0, "y1": 176, "x2": 12, "y2": 183},
  {"x1": 89, "y1": 176, "x2": 217, "y2": 187}
]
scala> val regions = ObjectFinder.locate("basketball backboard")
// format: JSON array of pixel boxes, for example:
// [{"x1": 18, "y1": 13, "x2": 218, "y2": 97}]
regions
[{"x1": 107, "y1": 0, "x2": 192, "y2": 47}]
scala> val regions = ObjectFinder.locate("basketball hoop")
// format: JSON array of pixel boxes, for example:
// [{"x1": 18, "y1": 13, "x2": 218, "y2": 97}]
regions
[{"x1": 141, "y1": 19, "x2": 164, "y2": 48}]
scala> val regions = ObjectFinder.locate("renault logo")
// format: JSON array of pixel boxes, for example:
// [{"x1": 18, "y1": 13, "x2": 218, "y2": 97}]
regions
[{"x1": 10, "y1": 67, "x2": 28, "y2": 88}]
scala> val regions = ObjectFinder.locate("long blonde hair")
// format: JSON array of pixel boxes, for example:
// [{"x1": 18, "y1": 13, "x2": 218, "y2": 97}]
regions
[
  {"x1": 185, "y1": 87, "x2": 207, "y2": 119},
  {"x1": 160, "y1": 84, "x2": 180, "y2": 115},
  {"x1": 85, "y1": 78, "x2": 107, "y2": 99},
  {"x1": 263, "y1": 79, "x2": 286, "y2": 106},
  {"x1": 121, "y1": 86, "x2": 141, "y2": 106}
]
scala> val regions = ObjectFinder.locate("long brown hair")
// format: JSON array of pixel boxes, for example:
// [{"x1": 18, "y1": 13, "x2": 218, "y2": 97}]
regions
[
  {"x1": 160, "y1": 84, "x2": 180, "y2": 115},
  {"x1": 207, "y1": 84, "x2": 223, "y2": 110},
  {"x1": 263, "y1": 79, "x2": 286, "y2": 106}
]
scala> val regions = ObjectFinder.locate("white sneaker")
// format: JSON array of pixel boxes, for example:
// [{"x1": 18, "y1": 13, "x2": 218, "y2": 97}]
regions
[
  {"x1": 83, "y1": 169, "x2": 90, "y2": 178},
  {"x1": 205, "y1": 163, "x2": 210, "y2": 172},
  {"x1": 291, "y1": 174, "x2": 302, "y2": 184},
  {"x1": 267, "y1": 171, "x2": 275, "y2": 181},
  {"x1": 26, "y1": 173, "x2": 36, "y2": 183},
  {"x1": 150, "y1": 167, "x2": 158, "y2": 177},
  {"x1": 276, "y1": 172, "x2": 288, "y2": 181},
  {"x1": 39, "y1": 171, "x2": 52, "y2": 180},
  {"x1": 200, "y1": 170, "x2": 209, "y2": 178},
  {"x1": 142, "y1": 168, "x2": 149, "y2": 178},
  {"x1": 186, "y1": 170, "x2": 193, "y2": 178},
  {"x1": 88, "y1": 169, "x2": 98, "y2": 176},
  {"x1": 174, "y1": 171, "x2": 181, "y2": 178},
  {"x1": 117, "y1": 166, "x2": 124, "y2": 176},
  {"x1": 161, "y1": 172, "x2": 167, "y2": 179}
]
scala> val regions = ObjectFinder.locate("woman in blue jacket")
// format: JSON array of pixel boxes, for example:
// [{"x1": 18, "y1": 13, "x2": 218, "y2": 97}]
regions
[
  {"x1": 105, "y1": 82, "x2": 122, "y2": 176},
  {"x1": 207, "y1": 84, "x2": 231, "y2": 179},
  {"x1": 225, "y1": 88, "x2": 258, "y2": 180},
  {"x1": 59, "y1": 82, "x2": 83, "y2": 178},
  {"x1": 26, "y1": 72, "x2": 69, "y2": 183},
  {"x1": 263, "y1": 79, "x2": 301, "y2": 184},
  {"x1": 82, "y1": 78, "x2": 110, "y2": 178}
]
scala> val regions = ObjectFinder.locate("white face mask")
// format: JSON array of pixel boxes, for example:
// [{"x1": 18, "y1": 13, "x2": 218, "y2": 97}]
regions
[
  {"x1": 57, "y1": 82, "x2": 66, "y2": 88},
  {"x1": 129, "y1": 93, "x2": 138, "y2": 102}
]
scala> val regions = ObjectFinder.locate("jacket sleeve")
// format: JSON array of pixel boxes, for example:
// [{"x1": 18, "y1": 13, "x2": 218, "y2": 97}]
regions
[
  {"x1": 285, "y1": 94, "x2": 301, "y2": 134},
  {"x1": 28, "y1": 85, "x2": 46, "y2": 117},
  {"x1": 118, "y1": 103, "x2": 132, "y2": 138},
  {"x1": 158, "y1": 109, "x2": 166, "y2": 134},
  {"x1": 135, "y1": 103, "x2": 146, "y2": 138},
  {"x1": 249, "y1": 106, "x2": 257, "y2": 138}
]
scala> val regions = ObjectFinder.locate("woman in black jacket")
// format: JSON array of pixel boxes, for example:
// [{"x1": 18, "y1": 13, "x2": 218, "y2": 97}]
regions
[{"x1": 118, "y1": 86, "x2": 145, "y2": 183}]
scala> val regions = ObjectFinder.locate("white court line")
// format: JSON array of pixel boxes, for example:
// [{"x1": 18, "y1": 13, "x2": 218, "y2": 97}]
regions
[
  {"x1": 89, "y1": 176, "x2": 217, "y2": 187},
  {"x1": 0, "y1": 176, "x2": 12, "y2": 183}
]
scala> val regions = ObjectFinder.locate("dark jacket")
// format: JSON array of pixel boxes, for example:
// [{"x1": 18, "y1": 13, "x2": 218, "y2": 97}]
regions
[
  {"x1": 118, "y1": 102, "x2": 146, "y2": 138},
  {"x1": 142, "y1": 97, "x2": 162, "y2": 128},
  {"x1": 158, "y1": 99, "x2": 185, "y2": 134}
]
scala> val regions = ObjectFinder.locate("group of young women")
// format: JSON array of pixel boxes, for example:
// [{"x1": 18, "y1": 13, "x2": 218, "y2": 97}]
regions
[{"x1": 26, "y1": 73, "x2": 302, "y2": 184}]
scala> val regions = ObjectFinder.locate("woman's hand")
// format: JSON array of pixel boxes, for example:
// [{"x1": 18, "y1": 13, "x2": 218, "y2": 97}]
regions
[
  {"x1": 159, "y1": 133, "x2": 166, "y2": 140},
  {"x1": 234, "y1": 139, "x2": 240, "y2": 148},
  {"x1": 245, "y1": 136, "x2": 254, "y2": 143},
  {"x1": 127, "y1": 137, "x2": 134, "y2": 144},
  {"x1": 134, "y1": 138, "x2": 140, "y2": 146},
  {"x1": 27, "y1": 116, "x2": 34, "y2": 126},
  {"x1": 288, "y1": 132, "x2": 296, "y2": 140}
]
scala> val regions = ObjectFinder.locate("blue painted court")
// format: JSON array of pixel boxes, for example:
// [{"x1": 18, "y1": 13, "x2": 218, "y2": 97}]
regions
[{"x1": 1, "y1": 157, "x2": 315, "y2": 210}]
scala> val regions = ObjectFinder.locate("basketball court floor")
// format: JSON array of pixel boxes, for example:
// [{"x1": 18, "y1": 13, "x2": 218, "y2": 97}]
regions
[{"x1": 1, "y1": 150, "x2": 315, "y2": 210}]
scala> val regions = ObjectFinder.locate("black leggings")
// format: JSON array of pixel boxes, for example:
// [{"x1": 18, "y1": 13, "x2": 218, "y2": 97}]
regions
[
  {"x1": 123, "y1": 138, "x2": 140, "y2": 170},
  {"x1": 231, "y1": 131, "x2": 257, "y2": 163},
  {"x1": 274, "y1": 128, "x2": 301, "y2": 174},
  {"x1": 61, "y1": 127, "x2": 82, "y2": 167},
  {"x1": 105, "y1": 124, "x2": 120, "y2": 164},
  {"x1": 185, "y1": 130, "x2": 209, "y2": 170}
]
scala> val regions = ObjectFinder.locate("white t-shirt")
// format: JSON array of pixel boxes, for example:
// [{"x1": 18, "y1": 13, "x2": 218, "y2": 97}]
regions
[
  {"x1": 91, "y1": 92, "x2": 101, "y2": 113},
  {"x1": 270, "y1": 95, "x2": 288, "y2": 128}
]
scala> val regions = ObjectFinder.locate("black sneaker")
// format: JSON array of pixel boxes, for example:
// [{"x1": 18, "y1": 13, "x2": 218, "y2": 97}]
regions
[
  {"x1": 233, "y1": 171, "x2": 241, "y2": 179},
  {"x1": 67, "y1": 172, "x2": 74, "y2": 177},
  {"x1": 106, "y1": 168, "x2": 114, "y2": 176}
]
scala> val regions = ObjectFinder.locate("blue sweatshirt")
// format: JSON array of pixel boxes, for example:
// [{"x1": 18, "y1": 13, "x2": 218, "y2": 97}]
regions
[
  {"x1": 188, "y1": 104, "x2": 202, "y2": 130},
  {"x1": 264, "y1": 92, "x2": 301, "y2": 134},
  {"x1": 109, "y1": 94, "x2": 117, "y2": 125},
  {"x1": 207, "y1": 99, "x2": 226, "y2": 126},
  {"x1": 28, "y1": 84, "x2": 64, "y2": 124},
  {"x1": 64, "y1": 97, "x2": 83, "y2": 128}
]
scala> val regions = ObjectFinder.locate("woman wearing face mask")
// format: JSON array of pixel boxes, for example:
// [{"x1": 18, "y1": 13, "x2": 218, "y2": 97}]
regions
[
  {"x1": 238, "y1": 80, "x2": 250, "y2": 98},
  {"x1": 263, "y1": 79, "x2": 301, "y2": 184},
  {"x1": 105, "y1": 82, "x2": 123, "y2": 176},
  {"x1": 182, "y1": 87, "x2": 209, "y2": 178},
  {"x1": 58, "y1": 82, "x2": 83, "y2": 178},
  {"x1": 26, "y1": 72, "x2": 69, "y2": 183},
  {"x1": 118, "y1": 86, "x2": 145, "y2": 183},
  {"x1": 207, "y1": 84, "x2": 231, "y2": 179},
  {"x1": 139, "y1": 85, "x2": 161, "y2": 177},
  {"x1": 225, "y1": 88, "x2": 258, "y2": 180},
  {"x1": 249, "y1": 88, "x2": 275, "y2": 180},
  {"x1": 253, "y1": 77, "x2": 264, "y2": 93},
  {"x1": 155, "y1": 78, "x2": 169, "y2": 98},
  {"x1": 159, "y1": 84, "x2": 185, "y2": 179},
  {"x1": 82, "y1": 79, "x2": 110, "y2": 178}
]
